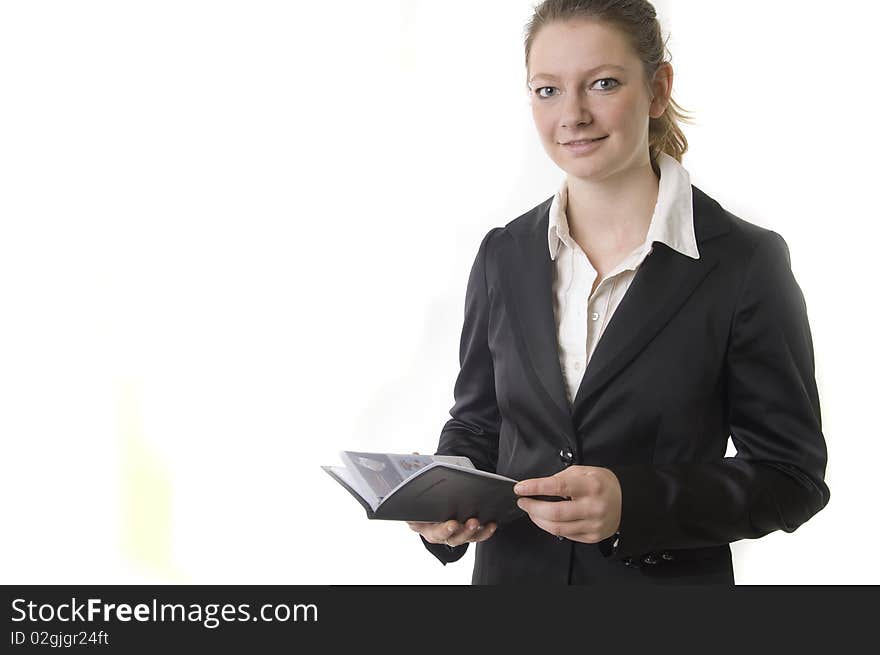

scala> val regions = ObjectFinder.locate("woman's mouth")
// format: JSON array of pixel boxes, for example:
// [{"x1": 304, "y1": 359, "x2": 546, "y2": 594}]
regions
[{"x1": 561, "y1": 136, "x2": 608, "y2": 153}]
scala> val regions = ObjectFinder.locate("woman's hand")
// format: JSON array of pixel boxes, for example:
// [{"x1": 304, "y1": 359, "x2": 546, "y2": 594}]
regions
[
  {"x1": 513, "y1": 466, "x2": 622, "y2": 544},
  {"x1": 407, "y1": 517, "x2": 497, "y2": 547},
  {"x1": 404, "y1": 452, "x2": 498, "y2": 546}
]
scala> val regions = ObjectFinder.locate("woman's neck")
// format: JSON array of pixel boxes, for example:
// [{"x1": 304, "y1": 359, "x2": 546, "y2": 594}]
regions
[{"x1": 564, "y1": 159, "x2": 661, "y2": 255}]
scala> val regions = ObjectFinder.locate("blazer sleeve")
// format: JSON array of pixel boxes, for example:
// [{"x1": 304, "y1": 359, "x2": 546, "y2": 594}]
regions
[
  {"x1": 420, "y1": 227, "x2": 504, "y2": 566},
  {"x1": 604, "y1": 230, "x2": 831, "y2": 561}
]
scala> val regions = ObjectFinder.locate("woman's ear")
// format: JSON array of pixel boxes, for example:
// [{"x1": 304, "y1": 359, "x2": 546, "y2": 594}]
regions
[{"x1": 649, "y1": 62, "x2": 674, "y2": 119}]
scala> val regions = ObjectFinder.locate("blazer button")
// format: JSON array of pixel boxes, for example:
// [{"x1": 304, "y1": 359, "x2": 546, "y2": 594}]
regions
[
  {"x1": 558, "y1": 449, "x2": 573, "y2": 464},
  {"x1": 642, "y1": 553, "x2": 659, "y2": 566},
  {"x1": 557, "y1": 535, "x2": 565, "y2": 541},
  {"x1": 660, "y1": 551, "x2": 674, "y2": 561},
  {"x1": 622, "y1": 557, "x2": 634, "y2": 567}
]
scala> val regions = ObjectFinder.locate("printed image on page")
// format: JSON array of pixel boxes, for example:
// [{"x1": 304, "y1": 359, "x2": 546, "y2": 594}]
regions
[
  {"x1": 346, "y1": 452, "x2": 409, "y2": 501},
  {"x1": 387, "y1": 454, "x2": 438, "y2": 479},
  {"x1": 386, "y1": 453, "x2": 475, "y2": 478}
]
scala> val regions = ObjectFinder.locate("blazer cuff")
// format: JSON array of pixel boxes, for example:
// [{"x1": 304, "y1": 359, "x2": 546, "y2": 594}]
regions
[
  {"x1": 601, "y1": 464, "x2": 663, "y2": 561},
  {"x1": 420, "y1": 534, "x2": 469, "y2": 565},
  {"x1": 597, "y1": 532, "x2": 621, "y2": 558}
]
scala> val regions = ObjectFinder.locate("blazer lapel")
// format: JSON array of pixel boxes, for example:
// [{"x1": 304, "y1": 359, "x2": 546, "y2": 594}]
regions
[
  {"x1": 569, "y1": 243, "x2": 718, "y2": 415},
  {"x1": 570, "y1": 185, "x2": 729, "y2": 416},
  {"x1": 498, "y1": 201, "x2": 572, "y2": 431},
  {"x1": 499, "y1": 185, "x2": 730, "y2": 429}
]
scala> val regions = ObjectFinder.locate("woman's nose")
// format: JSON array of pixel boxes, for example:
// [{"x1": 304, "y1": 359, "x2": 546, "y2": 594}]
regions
[{"x1": 560, "y1": 90, "x2": 593, "y2": 128}]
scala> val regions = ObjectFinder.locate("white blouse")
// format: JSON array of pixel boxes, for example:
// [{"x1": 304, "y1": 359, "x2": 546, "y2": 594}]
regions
[{"x1": 548, "y1": 152, "x2": 701, "y2": 406}]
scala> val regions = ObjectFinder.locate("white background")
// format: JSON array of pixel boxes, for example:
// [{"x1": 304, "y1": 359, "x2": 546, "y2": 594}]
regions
[{"x1": 0, "y1": 0, "x2": 875, "y2": 584}]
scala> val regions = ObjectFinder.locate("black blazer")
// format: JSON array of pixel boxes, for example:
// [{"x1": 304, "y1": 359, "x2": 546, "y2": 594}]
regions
[{"x1": 420, "y1": 184, "x2": 830, "y2": 585}]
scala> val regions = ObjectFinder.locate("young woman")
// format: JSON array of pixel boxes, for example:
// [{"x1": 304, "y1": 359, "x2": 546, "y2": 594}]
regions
[{"x1": 407, "y1": 0, "x2": 829, "y2": 585}]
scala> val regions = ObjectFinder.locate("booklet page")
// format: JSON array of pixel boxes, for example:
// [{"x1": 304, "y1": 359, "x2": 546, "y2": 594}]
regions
[{"x1": 340, "y1": 452, "x2": 475, "y2": 501}]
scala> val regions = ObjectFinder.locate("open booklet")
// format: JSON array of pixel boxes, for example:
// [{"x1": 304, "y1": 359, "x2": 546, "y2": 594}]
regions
[{"x1": 321, "y1": 451, "x2": 566, "y2": 525}]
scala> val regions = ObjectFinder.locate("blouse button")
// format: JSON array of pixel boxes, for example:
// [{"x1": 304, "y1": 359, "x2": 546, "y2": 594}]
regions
[{"x1": 590, "y1": 312, "x2": 599, "y2": 321}]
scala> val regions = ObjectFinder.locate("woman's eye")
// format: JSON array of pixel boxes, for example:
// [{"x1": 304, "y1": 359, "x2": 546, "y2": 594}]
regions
[
  {"x1": 535, "y1": 86, "x2": 557, "y2": 98},
  {"x1": 593, "y1": 78, "x2": 620, "y2": 91}
]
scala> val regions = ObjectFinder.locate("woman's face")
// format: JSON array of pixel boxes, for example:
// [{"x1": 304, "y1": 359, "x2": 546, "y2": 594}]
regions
[{"x1": 527, "y1": 19, "x2": 670, "y2": 182}]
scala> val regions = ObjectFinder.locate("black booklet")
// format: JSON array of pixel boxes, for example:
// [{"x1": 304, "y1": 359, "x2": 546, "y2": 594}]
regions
[{"x1": 322, "y1": 451, "x2": 565, "y2": 525}]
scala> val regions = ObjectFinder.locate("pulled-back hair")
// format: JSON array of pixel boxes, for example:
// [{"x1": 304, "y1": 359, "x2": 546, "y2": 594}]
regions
[{"x1": 524, "y1": 0, "x2": 694, "y2": 165}]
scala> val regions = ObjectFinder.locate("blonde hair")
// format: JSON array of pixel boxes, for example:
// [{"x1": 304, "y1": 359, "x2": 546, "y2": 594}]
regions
[{"x1": 524, "y1": 0, "x2": 694, "y2": 166}]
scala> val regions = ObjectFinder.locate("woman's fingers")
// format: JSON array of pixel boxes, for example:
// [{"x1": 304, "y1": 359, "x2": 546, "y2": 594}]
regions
[
  {"x1": 475, "y1": 522, "x2": 498, "y2": 542},
  {"x1": 444, "y1": 518, "x2": 498, "y2": 546},
  {"x1": 466, "y1": 520, "x2": 497, "y2": 544},
  {"x1": 407, "y1": 518, "x2": 499, "y2": 545},
  {"x1": 436, "y1": 520, "x2": 462, "y2": 544},
  {"x1": 406, "y1": 519, "x2": 459, "y2": 543},
  {"x1": 418, "y1": 519, "x2": 464, "y2": 545},
  {"x1": 450, "y1": 518, "x2": 480, "y2": 546}
]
